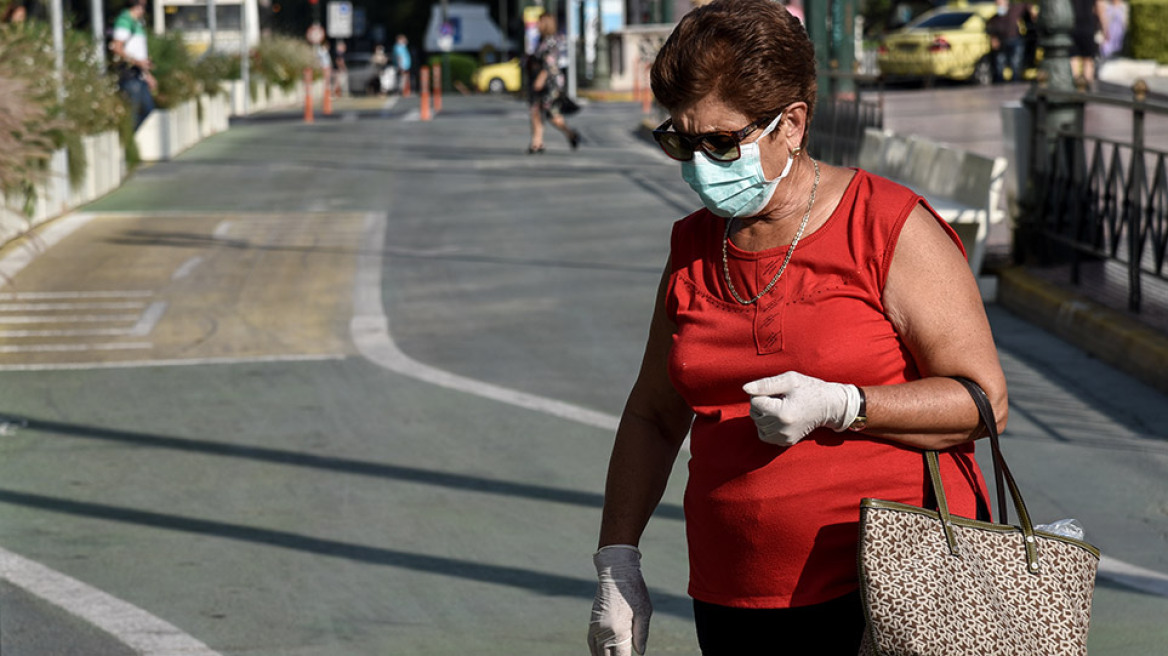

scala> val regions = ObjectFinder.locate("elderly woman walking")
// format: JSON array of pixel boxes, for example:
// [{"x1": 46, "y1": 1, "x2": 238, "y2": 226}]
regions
[{"x1": 586, "y1": 0, "x2": 1008, "y2": 654}]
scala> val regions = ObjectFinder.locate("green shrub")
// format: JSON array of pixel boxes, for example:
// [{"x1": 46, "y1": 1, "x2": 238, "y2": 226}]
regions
[
  {"x1": 0, "y1": 73, "x2": 56, "y2": 209},
  {"x1": 425, "y1": 52, "x2": 478, "y2": 88},
  {"x1": 192, "y1": 51, "x2": 239, "y2": 96},
  {"x1": 253, "y1": 35, "x2": 316, "y2": 90},
  {"x1": 148, "y1": 31, "x2": 200, "y2": 108},
  {"x1": 1131, "y1": 0, "x2": 1168, "y2": 64},
  {"x1": 0, "y1": 20, "x2": 126, "y2": 196}
]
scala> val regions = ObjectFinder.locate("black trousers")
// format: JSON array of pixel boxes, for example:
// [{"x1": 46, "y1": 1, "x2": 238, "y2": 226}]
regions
[{"x1": 693, "y1": 590, "x2": 865, "y2": 655}]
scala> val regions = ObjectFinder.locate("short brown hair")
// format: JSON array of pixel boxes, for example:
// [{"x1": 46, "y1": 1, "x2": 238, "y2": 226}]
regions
[{"x1": 651, "y1": 0, "x2": 816, "y2": 125}]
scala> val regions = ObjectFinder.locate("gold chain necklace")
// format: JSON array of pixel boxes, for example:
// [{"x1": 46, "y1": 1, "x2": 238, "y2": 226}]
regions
[{"x1": 722, "y1": 158, "x2": 820, "y2": 305}]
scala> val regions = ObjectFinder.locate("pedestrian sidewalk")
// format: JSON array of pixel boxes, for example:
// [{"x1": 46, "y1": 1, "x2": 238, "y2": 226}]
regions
[
  {"x1": 1099, "y1": 57, "x2": 1168, "y2": 99},
  {"x1": 996, "y1": 58, "x2": 1168, "y2": 397}
]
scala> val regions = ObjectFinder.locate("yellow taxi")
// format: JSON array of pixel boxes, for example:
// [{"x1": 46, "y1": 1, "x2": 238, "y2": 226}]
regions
[
  {"x1": 876, "y1": 2, "x2": 1000, "y2": 85},
  {"x1": 472, "y1": 58, "x2": 523, "y2": 94}
]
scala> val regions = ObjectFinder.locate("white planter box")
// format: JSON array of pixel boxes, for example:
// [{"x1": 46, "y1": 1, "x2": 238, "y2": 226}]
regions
[
  {"x1": 199, "y1": 93, "x2": 229, "y2": 137},
  {"x1": 0, "y1": 191, "x2": 31, "y2": 245},
  {"x1": 135, "y1": 99, "x2": 200, "y2": 162},
  {"x1": 31, "y1": 149, "x2": 70, "y2": 224},
  {"x1": 69, "y1": 129, "x2": 124, "y2": 207}
]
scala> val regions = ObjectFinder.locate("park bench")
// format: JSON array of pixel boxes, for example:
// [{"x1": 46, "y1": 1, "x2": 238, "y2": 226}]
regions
[{"x1": 858, "y1": 128, "x2": 1008, "y2": 277}]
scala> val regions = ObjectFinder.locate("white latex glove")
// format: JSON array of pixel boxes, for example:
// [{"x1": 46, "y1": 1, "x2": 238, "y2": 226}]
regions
[
  {"x1": 588, "y1": 545, "x2": 652, "y2": 656},
  {"x1": 743, "y1": 371, "x2": 862, "y2": 446}
]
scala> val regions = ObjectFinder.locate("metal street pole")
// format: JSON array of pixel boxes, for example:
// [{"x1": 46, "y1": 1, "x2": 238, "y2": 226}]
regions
[
  {"x1": 566, "y1": 0, "x2": 577, "y2": 98},
  {"x1": 241, "y1": 0, "x2": 250, "y2": 114},
  {"x1": 91, "y1": 0, "x2": 106, "y2": 68},
  {"x1": 207, "y1": 0, "x2": 217, "y2": 53},
  {"x1": 441, "y1": 0, "x2": 451, "y2": 92},
  {"x1": 49, "y1": 0, "x2": 65, "y2": 103},
  {"x1": 500, "y1": 0, "x2": 508, "y2": 55}
]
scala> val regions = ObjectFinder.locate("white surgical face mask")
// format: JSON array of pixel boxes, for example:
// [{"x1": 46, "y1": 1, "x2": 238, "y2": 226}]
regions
[{"x1": 680, "y1": 114, "x2": 792, "y2": 218}]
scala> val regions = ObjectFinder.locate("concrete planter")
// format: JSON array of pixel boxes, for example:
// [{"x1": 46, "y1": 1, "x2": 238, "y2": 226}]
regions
[
  {"x1": 72, "y1": 130, "x2": 125, "y2": 206},
  {"x1": 31, "y1": 148, "x2": 71, "y2": 225},
  {"x1": 135, "y1": 99, "x2": 201, "y2": 162},
  {"x1": 0, "y1": 128, "x2": 125, "y2": 245},
  {"x1": 198, "y1": 93, "x2": 230, "y2": 138}
]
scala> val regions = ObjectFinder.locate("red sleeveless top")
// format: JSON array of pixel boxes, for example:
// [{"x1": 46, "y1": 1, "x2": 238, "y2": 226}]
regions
[{"x1": 666, "y1": 170, "x2": 989, "y2": 609}]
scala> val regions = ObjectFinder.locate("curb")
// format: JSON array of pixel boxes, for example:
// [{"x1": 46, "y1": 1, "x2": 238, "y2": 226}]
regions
[{"x1": 996, "y1": 267, "x2": 1168, "y2": 396}]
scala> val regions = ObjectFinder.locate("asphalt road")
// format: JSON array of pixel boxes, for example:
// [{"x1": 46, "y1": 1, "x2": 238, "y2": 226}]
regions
[{"x1": 0, "y1": 92, "x2": 1166, "y2": 655}]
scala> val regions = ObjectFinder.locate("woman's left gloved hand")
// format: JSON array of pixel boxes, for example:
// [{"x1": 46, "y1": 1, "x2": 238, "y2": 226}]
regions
[{"x1": 743, "y1": 372, "x2": 863, "y2": 446}]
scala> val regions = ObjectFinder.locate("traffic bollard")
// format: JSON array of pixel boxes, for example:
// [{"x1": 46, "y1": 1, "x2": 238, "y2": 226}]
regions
[
  {"x1": 632, "y1": 66, "x2": 641, "y2": 108},
  {"x1": 323, "y1": 68, "x2": 333, "y2": 115},
  {"x1": 432, "y1": 65, "x2": 442, "y2": 114},
  {"x1": 420, "y1": 67, "x2": 432, "y2": 121},
  {"x1": 303, "y1": 68, "x2": 314, "y2": 124},
  {"x1": 641, "y1": 63, "x2": 652, "y2": 114}
]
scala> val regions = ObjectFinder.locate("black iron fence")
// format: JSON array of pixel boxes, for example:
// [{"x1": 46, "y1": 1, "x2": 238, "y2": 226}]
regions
[
  {"x1": 808, "y1": 72, "x2": 884, "y2": 167},
  {"x1": 1027, "y1": 84, "x2": 1168, "y2": 313}
]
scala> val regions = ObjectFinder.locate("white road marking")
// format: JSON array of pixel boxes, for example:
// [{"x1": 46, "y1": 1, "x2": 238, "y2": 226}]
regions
[
  {"x1": 0, "y1": 546, "x2": 223, "y2": 656},
  {"x1": 0, "y1": 353, "x2": 345, "y2": 371},
  {"x1": 171, "y1": 256, "x2": 205, "y2": 281},
  {"x1": 350, "y1": 213, "x2": 620, "y2": 434},
  {"x1": 0, "y1": 314, "x2": 141, "y2": 324},
  {"x1": 212, "y1": 220, "x2": 233, "y2": 239},
  {"x1": 1099, "y1": 556, "x2": 1168, "y2": 598},
  {"x1": 401, "y1": 109, "x2": 422, "y2": 122},
  {"x1": 0, "y1": 327, "x2": 141, "y2": 338},
  {"x1": 0, "y1": 301, "x2": 148, "y2": 312},
  {"x1": 1, "y1": 301, "x2": 168, "y2": 338},
  {"x1": 0, "y1": 290, "x2": 154, "y2": 300},
  {"x1": 0, "y1": 342, "x2": 153, "y2": 354},
  {"x1": 129, "y1": 301, "x2": 168, "y2": 337}
]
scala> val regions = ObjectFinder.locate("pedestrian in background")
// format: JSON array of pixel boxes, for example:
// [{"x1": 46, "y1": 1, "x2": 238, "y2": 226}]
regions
[
  {"x1": 111, "y1": 0, "x2": 155, "y2": 131},
  {"x1": 1, "y1": 1, "x2": 26, "y2": 24},
  {"x1": 526, "y1": 12, "x2": 579, "y2": 154},
  {"x1": 332, "y1": 40, "x2": 348, "y2": 97},
  {"x1": 586, "y1": 0, "x2": 1007, "y2": 653},
  {"x1": 393, "y1": 34, "x2": 412, "y2": 96},
  {"x1": 1099, "y1": 0, "x2": 1128, "y2": 59},
  {"x1": 985, "y1": 0, "x2": 1033, "y2": 82},
  {"x1": 1070, "y1": 0, "x2": 1102, "y2": 84},
  {"x1": 371, "y1": 44, "x2": 391, "y2": 95}
]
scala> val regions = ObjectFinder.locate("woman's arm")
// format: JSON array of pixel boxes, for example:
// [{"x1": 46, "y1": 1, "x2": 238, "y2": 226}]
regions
[
  {"x1": 598, "y1": 261, "x2": 694, "y2": 548},
  {"x1": 868, "y1": 203, "x2": 1009, "y2": 449}
]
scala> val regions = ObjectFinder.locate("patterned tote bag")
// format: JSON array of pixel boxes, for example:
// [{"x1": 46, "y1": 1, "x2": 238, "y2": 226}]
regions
[{"x1": 857, "y1": 377, "x2": 1099, "y2": 656}]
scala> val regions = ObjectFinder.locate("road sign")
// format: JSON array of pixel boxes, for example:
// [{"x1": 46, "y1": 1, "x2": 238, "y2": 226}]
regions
[
  {"x1": 307, "y1": 23, "x2": 325, "y2": 45},
  {"x1": 327, "y1": 1, "x2": 353, "y2": 39}
]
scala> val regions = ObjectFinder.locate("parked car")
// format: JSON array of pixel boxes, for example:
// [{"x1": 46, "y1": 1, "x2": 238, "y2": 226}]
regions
[
  {"x1": 343, "y1": 51, "x2": 391, "y2": 96},
  {"x1": 472, "y1": 58, "x2": 522, "y2": 94},
  {"x1": 876, "y1": 2, "x2": 999, "y2": 85}
]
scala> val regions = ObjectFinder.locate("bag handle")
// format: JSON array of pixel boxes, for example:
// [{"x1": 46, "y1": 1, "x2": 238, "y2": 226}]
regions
[{"x1": 928, "y1": 376, "x2": 1041, "y2": 573}]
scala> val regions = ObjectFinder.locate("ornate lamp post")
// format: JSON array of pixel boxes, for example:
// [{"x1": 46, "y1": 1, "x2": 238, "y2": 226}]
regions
[{"x1": 1019, "y1": 0, "x2": 1084, "y2": 263}]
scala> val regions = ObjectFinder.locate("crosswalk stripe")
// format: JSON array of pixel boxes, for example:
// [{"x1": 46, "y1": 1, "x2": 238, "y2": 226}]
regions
[
  {"x1": 0, "y1": 342, "x2": 153, "y2": 354},
  {"x1": 0, "y1": 302, "x2": 149, "y2": 311},
  {"x1": 0, "y1": 314, "x2": 141, "y2": 324},
  {"x1": 0, "y1": 290, "x2": 153, "y2": 300}
]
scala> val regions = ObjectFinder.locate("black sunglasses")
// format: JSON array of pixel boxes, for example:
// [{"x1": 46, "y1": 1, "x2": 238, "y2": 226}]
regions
[{"x1": 652, "y1": 115, "x2": 778, "y2": 162}]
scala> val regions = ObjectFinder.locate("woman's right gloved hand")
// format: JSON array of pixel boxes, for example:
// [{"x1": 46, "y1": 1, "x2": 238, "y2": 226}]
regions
[{"x1": 587, "y1": 545, "x2": 652, "y2": 656}]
